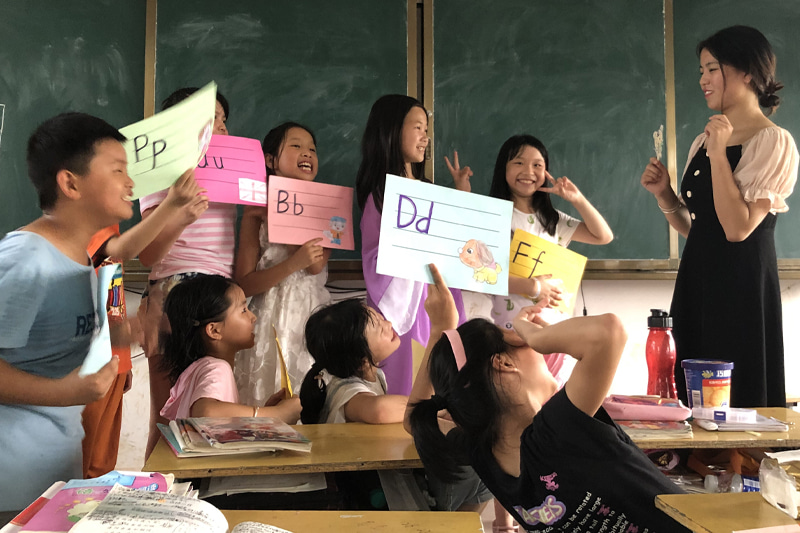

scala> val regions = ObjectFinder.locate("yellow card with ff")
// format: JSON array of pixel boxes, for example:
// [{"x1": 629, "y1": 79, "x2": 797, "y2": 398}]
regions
[
  {"x1": 509, "y1": 229, "x2": 587, "y2": 314},
  {"x1": 273, "y1": 325, "x2": 293, "y2": 399}
]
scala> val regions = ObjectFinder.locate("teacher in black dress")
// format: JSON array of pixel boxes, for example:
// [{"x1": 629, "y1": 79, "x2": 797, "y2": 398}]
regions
[{"x1": 640, "y1": 26, "x2": 798, "y2": 408}]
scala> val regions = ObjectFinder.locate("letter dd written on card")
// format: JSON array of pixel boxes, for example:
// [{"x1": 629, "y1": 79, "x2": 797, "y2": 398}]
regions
[{"x1": 376, "y1": 174, "x2": 513, "y2": 295}]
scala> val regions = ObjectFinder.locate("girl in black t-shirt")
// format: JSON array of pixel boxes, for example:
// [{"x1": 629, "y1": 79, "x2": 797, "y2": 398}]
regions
[{"x1": 405, "y1": 265, "x2": 689, "y2": 532}]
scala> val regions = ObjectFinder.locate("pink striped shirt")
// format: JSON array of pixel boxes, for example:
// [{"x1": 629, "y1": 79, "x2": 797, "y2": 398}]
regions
[{"x1": 139, "y1": 190, "x2": 235, "y2": 279}]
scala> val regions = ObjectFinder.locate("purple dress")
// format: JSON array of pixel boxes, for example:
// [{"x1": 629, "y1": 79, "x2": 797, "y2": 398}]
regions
[{"x1": 361, "y1": 194, "x2": 466, "y2": 395}]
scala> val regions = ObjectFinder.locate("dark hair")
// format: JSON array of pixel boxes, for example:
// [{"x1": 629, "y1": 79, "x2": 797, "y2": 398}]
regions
[
  {"x1": 262, "y1": 122, "x2": 317, "y2": 176},
  {"x1": 299, "y1": 299, "x2": 378, "y2": 424},
  {"x1": 489, "y1": 135, "x2": 558, "y2": 236},
  {"x1": 160, "y1": 274, "x2": 237, "y2": 384},
  {"x1": 26, "y1": 112, "x2": 126, "y2": 211},
  {"x1": 409, "y1": 318, "x2": 509, "y2": 482},
  {"x1": 355, "y1": 94, "x2": 428, "y2": 212},
  {"x1": 161, "y1": 87, "x2": 230, "y2": 118},
  {"x1": 697, "y1": 25, "x2": 783, "y2": 115}
]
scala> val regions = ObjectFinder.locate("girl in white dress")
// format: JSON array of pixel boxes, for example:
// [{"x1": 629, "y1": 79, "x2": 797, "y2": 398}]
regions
[{"x1": 234, "y1": 122, "x2": 331, "y2": 406}]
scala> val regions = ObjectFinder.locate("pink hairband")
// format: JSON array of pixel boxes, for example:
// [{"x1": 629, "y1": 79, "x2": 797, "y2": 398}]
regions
[{"x1": 443, "y1": 329, "x2": 466, "y2": 371}]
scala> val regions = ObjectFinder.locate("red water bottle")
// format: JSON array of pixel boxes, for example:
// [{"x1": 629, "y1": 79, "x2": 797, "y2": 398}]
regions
[{"x1": 646, "y1": 309, "x2": 678, "y2": 399}]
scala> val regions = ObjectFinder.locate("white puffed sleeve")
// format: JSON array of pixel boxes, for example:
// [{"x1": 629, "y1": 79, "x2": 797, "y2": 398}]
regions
[{"x1": 735, "y1": 127, "x2": 798, "y2": 213}]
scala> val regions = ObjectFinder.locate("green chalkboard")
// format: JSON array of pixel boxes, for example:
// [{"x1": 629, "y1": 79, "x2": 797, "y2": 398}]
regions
[
  {"x1": 674, "y1": 0, "x2": 800, "y2": 258},
  {"x1": 155, "y1": 0, "x2": 408, "y2": 259},
  {"x1": 433, "y1": 0, "x2": 668, "y2": 261},
  {"x1": 0, "y1": 0, "x2": 145, "y2": 235}
]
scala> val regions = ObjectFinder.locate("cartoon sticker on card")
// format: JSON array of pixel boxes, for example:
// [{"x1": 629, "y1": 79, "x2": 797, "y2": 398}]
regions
[
  {"x1": 323, "y1": 216, "x2": 347, "y2": 245},
  {"x1": 458, "y1": 239, "x2": 502, "y2": 285}
]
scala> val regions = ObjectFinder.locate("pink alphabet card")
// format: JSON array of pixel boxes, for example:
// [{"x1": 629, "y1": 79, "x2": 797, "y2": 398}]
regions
[
  {"x1": 194, "y1": 135, "x2": 267, "y2": 206},
  {"x1": 267, "y1": 176, "x2": 354, "y2": 250}
]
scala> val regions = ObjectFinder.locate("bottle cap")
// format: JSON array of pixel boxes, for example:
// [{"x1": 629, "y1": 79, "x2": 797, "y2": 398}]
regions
[{"x1": 648, "y1": 309, "x2": 672, "y2": 328}]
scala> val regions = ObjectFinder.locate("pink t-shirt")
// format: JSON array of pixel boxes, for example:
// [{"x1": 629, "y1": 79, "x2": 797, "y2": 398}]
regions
[
  {"x1": 160, "y1": 357, "x2": 239, "y2": 420},
  {"x1": 139, "y1": 191, "x2": 236, "y2": 279}
]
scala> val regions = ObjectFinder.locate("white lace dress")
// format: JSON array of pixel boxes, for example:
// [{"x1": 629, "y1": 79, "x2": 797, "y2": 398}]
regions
[{"x1": 235, "y1": 223, "x2": 331, "y2": 406}]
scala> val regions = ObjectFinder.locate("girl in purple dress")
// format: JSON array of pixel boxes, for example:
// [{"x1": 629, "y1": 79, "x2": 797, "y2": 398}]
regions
[{"x1": 355, "y1": 95, "x2": 467, "y2": 395}]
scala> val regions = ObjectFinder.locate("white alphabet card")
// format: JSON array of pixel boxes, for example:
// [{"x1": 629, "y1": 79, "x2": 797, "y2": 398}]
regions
[
  {"x1": 376, "y1": 174, "x2": 513, "y2": 295},
  {"x1": 122, "y1": 81, "x2": 217, "y2": 199}
]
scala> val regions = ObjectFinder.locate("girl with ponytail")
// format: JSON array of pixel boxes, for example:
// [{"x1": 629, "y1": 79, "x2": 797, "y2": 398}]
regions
[
  {"x1": 406, "y1": 265, "x2": 690, "y2": 532},
  {"x1": 641, "y1": 26, "x2": 798, "y2": 408}
]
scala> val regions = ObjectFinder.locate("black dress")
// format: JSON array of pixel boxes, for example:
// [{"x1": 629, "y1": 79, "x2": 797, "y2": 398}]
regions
[{"x1": 672, "y1": 144, "x2": 785, "y2": 408}]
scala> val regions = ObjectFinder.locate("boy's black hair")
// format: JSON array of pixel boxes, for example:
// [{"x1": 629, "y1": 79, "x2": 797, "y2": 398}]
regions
[
  {"x1": 26, "y1": 112, "x2": 126, "y2": 211},
  {"x1": 489, "y1": 134, "x2": 559, "y2": 236},
  {"x1": 262, "y1": 121, "x2": 317, "y2": 176},
  {"x1": 355, "y1": 94, "x2": 428, "y2": 213},
  {"x1": 159, "y1": 274, "x2": 236, "y2": 384},
  {"x1": 299, "y1": 299, "x2": 378, "y2": 424},
  {"x1": 697, "y1": 25, "x2": 782, "y2": 115},
  {"x1": 161, "y1": 87, "x2": 230, "y2": 118}
]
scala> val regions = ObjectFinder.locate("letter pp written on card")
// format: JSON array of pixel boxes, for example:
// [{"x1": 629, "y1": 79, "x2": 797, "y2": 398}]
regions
[
  {"x1": 195, "y1": 135, "x2": 267, "y2": 205},
  {"x1": 267, "y1": 176, "x2": 355, "y2": 250},
  {"x1": 376, "y1": 174, "x2": 513, "y2": 295},
  {"x1": 122, "y1": 81, "x2": 217, "y2": 199},
  {"x1": 509, "y1": 229, "x2": 587, "y2": 314}
]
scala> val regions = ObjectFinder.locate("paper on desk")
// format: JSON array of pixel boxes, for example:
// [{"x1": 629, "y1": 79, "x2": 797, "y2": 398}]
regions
[
  {"x1": 230, "y1": 522, "x2": 294, "y2": 533},
  {"x1": 79, "y1": 263, "x2": 121, "y2": 377},
  {"x1": 69, "y1": 484, "x2": 228, "y2": 533},
  {"x1": 122, "y1": 82, "x2": 217, "y2": 199},
  {"x1": 274, "y1": 325, "x2": 293, "y2": 398},
  {"x1": 733, "y1": 527, "x2": 800, "y2": 532}
]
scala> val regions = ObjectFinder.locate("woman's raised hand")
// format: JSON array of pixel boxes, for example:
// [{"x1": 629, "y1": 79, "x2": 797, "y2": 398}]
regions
[{"x1": 444, "y1": 151, "x2": 473, "y2": 192}]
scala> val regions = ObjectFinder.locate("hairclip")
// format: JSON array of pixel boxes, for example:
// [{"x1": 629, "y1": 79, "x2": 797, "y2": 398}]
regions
[
  {"x1": 314, "y1": 371, "x2": 325, "y2": 390},
  {"x1": 192, "y1": 319, "x2": 201, "y2": 327},
  {"x1": 443, "y1": 329, "x2": 466, "y2": 371}
]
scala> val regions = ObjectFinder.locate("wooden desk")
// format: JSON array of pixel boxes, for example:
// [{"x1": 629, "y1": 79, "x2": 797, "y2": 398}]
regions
[
  {"x1": 632, "y1": 408, "x2": 800, "y2": 450},
  {"x1": 144, "y1": 423, "x2": 423, "y2": 478},
  {"x1": 656, "y1": 493, "x2": 800, "y2": 532},
  {"x1": 222, "y1": 509, "x2": 485, "y2": 532}
]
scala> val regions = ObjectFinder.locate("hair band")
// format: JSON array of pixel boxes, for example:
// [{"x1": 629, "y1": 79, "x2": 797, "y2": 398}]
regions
[{"x1": 443, "y1": 329, "x2": 466, "y2": 371}]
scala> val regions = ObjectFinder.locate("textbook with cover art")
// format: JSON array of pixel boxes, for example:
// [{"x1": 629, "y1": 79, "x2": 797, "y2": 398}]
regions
[
  {"x1": 159, "y1": 417, "x2": 311, "y2": 456},
  {"x1": 617, "y1": 420, "x2": 694, "y2": 440}
]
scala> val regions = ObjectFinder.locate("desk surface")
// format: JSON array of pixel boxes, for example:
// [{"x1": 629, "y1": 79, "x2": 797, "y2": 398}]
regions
[
  {"x1": 222, "y1": 509, "x2": 485, "y2": 532},
  {"x1": 631, "y1": 407, "x2": 800, "y2": 450},
  {"x1": 656, "y1": 493, "x2": 800, "y2": 532},
  {"x1": 144, "y1": 422, "x2": 423, "y2": 478}
]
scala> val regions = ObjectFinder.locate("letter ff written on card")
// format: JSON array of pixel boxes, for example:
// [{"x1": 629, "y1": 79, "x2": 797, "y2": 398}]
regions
[
  {"x1": 376, "y1": 174, "x2": 513, "y2": 295},
  {"x1": 195, "y1": 135, "x2": 267, "y2": 205},
  {"x1": 122, "y1": 81, "x2": 217, "y2": 199},
  {"x1": 509, "y1": 229, "x2": 587, "y2": 314},
  {"x1": 267, "y1": 176, "x2": 355, "y2": 250}
]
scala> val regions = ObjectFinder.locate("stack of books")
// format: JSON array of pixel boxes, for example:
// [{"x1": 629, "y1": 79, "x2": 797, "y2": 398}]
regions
[{"x1": 158, "y1": 416, "x2": 312, "y2": 457}]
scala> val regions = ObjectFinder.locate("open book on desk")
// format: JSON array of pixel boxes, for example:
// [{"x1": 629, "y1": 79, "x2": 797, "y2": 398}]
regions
[
  {"x1": 68, "y1": 485, "x2": 294, "y2": 533},
  {"x1": 159, "y1": 417, "x2": 311, "y2": 457},
  {"x1": 617, "y1": 420, "x2": 694, "y2": 439}
]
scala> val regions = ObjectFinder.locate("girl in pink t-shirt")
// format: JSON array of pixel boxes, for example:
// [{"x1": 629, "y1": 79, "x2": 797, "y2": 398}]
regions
[{"x1": 159, "y1": 274, "x2": 300, "y2": 423}]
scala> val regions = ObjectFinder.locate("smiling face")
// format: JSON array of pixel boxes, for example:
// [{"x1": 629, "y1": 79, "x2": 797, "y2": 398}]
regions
[
  {"x1": 269, "y1": 127, "x2": 318, "y2": 181},
  {"x1": 699, "y1": 48, "x2": 752, "y2": 112},
  {"x1": 364, "y1": 307, "x2": 401, "y2": 365},
  {"x1": 400, "y1": 106, "x2": 429, "y2": 165},
  {"x1": 505, "y1": 145, "x2": 546, "y2": 203},
  {"x1": 77, "y1": 139, "x2": 135, "y2": 223}
]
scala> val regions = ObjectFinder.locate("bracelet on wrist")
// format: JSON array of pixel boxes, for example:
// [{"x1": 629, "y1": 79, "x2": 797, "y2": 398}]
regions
[
  {"x1": 531, "y1": 278, "x2": 541, "y2": 299},
  {"x1": 657, "y1": 200, "x2": 682, "y2": 214}
]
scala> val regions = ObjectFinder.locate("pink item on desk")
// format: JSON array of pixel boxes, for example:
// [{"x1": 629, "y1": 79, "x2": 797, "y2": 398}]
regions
[{"x1": 602, "y1": 395, "x2": 691, "y2": 421}]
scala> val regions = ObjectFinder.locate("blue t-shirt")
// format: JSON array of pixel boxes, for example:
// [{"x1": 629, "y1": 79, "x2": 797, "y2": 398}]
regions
[{"x1": 0, "y1": 231, "x2": 97, "y2": 511}]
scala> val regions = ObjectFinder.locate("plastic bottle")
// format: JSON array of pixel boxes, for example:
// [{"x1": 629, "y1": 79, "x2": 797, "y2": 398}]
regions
[
  {"x1": 704, "y1": 472, "x2": 743, "y2": 493},
  {"x1": 646, "y1": 309, "x2": 678, "y2": 399}
]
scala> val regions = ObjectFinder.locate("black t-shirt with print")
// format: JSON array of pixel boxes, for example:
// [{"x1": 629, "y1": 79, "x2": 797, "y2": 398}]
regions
[{"x1": 463, "y1": 388, "x2": 691, "y2": 532}]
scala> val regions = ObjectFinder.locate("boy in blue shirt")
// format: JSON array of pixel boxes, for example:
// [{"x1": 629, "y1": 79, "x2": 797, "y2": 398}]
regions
[{"x1": 0, "y1": 112, "x2": 136, "y2": 511}]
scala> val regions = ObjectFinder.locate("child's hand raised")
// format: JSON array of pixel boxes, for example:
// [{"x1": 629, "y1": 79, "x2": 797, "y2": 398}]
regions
[
  {"x1": 539, "y1": 171, "x2": 583, "y2": 203},
  {"x1": 444, "y1": 151, "x2": 473, "y2": 192},
  {"x1": 290, "y1": 238, "x2": 324, "y2": 271},
  {"x1": 512, "y1": 305, "x2": 548, "y2": 342},
  {"x1": 536, "y1": 275, "x2": 563, "y2": 308},
  {"x1": 164, "y1": 168, "x2": 205, "y2": 209},
  {"x1": 425, "y1": 263, "x2": 459, "y2": 331}
]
